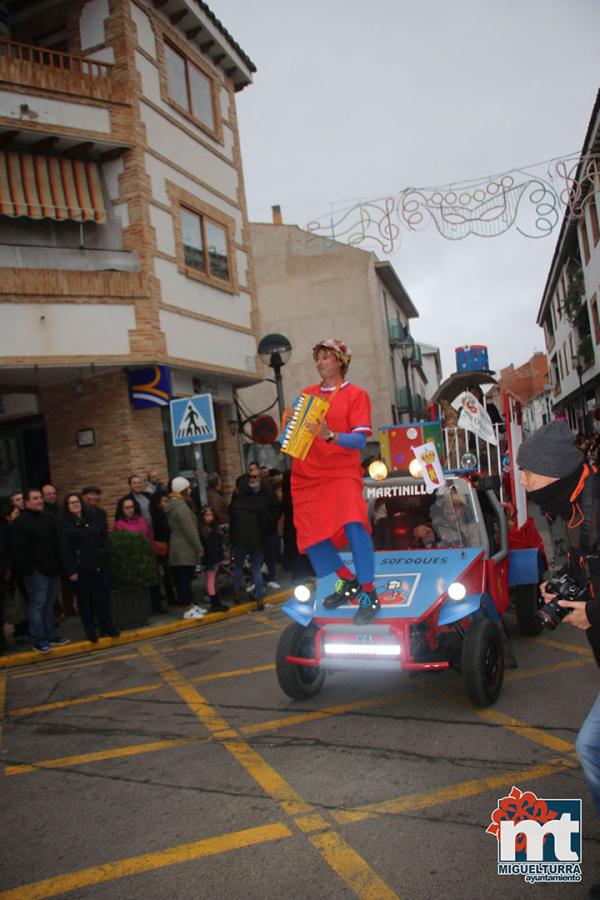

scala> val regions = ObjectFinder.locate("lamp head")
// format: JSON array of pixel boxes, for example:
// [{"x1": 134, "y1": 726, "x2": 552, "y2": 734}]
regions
[{"x1": 258, "y1": 333, "x2": 292, "y2": 368}]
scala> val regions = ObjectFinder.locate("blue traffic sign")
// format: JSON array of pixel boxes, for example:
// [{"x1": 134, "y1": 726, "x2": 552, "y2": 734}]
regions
[{"x1": 170, "y1": 394, "x2": 216, "y2": 446}]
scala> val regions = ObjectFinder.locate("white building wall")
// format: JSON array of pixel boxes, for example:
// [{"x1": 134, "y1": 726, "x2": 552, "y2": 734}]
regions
[
  {"x1": 155, "y1": 257, "x2": 252, "y2": 328},
  {"x1": 0, "y1": 91, "x2": 111, "y2": 133},
  {"x1": 140, "y1": 105, "x2": 238, "y2": 200},
  {"x1": 160, "y1": 308, "x2": 256, "y2": 369},
  {"x1": 130, "y1": 1, "x2": 157, "y2": 58},
  {"x1": 0, "y1": 304, "x2": 136, "y2": 356},
  {"x1": 79, "y1": 0, "x2": 109, "y2": 50}
]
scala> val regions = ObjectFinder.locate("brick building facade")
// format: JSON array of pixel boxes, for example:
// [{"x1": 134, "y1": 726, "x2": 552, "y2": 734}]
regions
[{"x1": 0, "y1": 0, "x2": 259, "y2": 512}]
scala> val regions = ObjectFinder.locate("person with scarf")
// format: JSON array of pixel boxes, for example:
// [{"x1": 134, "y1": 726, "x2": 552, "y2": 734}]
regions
[
  {"x1": 518, "y1": 420, "x2": 600, "y2": 882},
  {"x1": 290, "y1": 339, "x2": 379, "y2": 625}
]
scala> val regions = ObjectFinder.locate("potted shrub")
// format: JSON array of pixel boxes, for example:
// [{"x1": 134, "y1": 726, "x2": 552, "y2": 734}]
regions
[{"x1": 108, "y1": 531, "x2": 156, "y2": 629}]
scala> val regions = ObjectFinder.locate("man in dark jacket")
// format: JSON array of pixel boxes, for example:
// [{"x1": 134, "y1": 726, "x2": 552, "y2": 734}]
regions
[
  {"x1": 10, "y1": 488, "x2": 70, "y2": 652},
  {"x1": 229, "y1": 463, "x2": 278, "y2": 610},
  {"x1": 518, "y1": 421, "x2": 600, "y2": 826}
]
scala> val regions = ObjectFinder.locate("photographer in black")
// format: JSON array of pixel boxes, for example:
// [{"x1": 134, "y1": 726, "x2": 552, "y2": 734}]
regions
[{"x1": 518, "y1": 420, "x2": 600, "y2": 831}]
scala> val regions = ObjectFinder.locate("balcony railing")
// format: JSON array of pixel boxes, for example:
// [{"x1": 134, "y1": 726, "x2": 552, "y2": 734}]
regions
[
  {"x1": 388, "y1": 320, "x2": 406, "y2": 344},
  {"x1": 0, "y1": 38, "x2": 112, "y2": 79}
]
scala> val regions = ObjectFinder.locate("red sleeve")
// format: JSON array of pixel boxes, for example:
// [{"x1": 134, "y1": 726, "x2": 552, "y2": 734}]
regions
[{"x1": 347, "y1": 387, "x2": 372, "y2": 436}]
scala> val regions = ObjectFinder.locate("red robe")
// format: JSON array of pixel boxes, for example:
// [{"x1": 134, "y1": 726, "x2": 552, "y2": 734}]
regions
[{"x1": 291, "y1": 382, "x2": 372, "y2": 552}]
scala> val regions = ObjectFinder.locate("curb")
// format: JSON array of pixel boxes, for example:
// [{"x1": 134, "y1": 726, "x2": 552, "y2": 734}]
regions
[{"x1": 0, "y1": 584, "x2": 301, "y2": 671}]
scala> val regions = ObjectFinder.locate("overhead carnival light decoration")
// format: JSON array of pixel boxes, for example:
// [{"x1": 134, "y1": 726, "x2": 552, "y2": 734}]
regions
[{"x1": 306, "y1": 153, "x2": 599, "y2": 251}]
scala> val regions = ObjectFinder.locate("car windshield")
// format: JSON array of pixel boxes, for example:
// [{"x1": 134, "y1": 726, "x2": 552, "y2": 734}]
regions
[{"x1": 367, "y1": 477, "x2": 482, "y2": 551}]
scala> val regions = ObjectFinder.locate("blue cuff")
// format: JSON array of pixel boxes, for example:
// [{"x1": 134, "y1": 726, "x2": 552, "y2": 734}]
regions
[{"x1": 337, "y1": 432, "x2": 367, "y2": 449}]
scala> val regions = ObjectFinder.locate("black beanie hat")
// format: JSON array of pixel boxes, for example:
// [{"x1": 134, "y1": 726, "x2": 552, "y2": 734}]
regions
[{"x1": 517, "y1": 421, "x2": 581, "y2": 478}]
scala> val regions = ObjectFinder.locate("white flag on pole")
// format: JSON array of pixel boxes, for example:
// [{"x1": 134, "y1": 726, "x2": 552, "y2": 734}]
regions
[{"x1": 456, "y1": 391, "x2": 497, "y2": 446}]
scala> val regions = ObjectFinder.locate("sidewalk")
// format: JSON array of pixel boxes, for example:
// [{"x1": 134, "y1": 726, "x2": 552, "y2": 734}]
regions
[{"x1": 0, "y1": 574, "x2": 306, "y2": 671}]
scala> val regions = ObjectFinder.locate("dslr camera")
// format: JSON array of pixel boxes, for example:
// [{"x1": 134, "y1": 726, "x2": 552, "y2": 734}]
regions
[{"x1": 536, "y1": 571, "x2": 588, "y2": 630}]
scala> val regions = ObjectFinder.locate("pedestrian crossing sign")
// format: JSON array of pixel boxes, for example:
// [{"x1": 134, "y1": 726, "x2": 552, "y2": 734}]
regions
[{"x1": 170, "y1": 394, "x2": 217, "y2": 446}]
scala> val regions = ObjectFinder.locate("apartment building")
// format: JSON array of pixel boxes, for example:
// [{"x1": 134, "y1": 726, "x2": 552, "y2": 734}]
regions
[
  {"x1": 537, "y1": 89, "x2": 600, "y2": 432},
  {"x1": 499, "y1": 352, "x2": 553, "y2": 435},
  {"x1": 0, "y1": 0, "x2": 259, "y2": 509},
  {"x1": 238, "y1": 213, "x2": 439, "y2": 461}
]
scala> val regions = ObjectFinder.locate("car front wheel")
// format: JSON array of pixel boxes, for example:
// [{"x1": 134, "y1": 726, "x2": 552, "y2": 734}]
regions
[
  {"x1": 275, "y1": 622, "x2": 325, "y2": 700},
  {"x1": 462, "y1": 618, "x2": 504, "y2": 707}
]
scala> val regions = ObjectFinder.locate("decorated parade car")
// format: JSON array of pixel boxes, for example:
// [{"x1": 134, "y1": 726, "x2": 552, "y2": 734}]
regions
[{"x1": 275, "y1": 347, "x2": 546, "y2": 708}]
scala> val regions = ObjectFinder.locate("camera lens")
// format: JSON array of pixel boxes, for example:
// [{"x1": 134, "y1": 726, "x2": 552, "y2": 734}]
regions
[{"x1": 536, "y1": 597, "x2": 570, "y2": 630}]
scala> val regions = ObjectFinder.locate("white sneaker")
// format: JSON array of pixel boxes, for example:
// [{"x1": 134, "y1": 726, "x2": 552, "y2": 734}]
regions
[
  {"x1": 183, "y1": 606, "x2": 206, "y2": 620},
  {"x1": 267, "y1": 581, "x2": 281, "y2": 590}
]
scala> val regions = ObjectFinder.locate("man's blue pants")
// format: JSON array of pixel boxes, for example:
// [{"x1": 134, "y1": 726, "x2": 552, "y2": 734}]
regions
[
  {"x1": 23, "y1": 571, "x2": 58, "y2": 643},
  {"x1": 576, "y1": 691, "x2": 600, "y2": 815},
  {"x1": 305, "y1": 522, "x2": 374, "y2": 584}
]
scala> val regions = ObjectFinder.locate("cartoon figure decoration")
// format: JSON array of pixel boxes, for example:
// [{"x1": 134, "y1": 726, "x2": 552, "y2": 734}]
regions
[{"x1": 412, "y1": 440, "x2": 446, "y2": 493}]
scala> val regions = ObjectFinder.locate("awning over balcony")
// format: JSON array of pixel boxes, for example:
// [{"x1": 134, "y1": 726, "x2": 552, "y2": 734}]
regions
[{"x1": 0, "y1": 151, "x2": 106, "y2": 223}]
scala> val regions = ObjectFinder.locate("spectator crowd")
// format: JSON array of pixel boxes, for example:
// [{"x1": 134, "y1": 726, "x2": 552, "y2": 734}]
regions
[{"x1": 0, "y1": 464, "x2": 309, "y2": 655}]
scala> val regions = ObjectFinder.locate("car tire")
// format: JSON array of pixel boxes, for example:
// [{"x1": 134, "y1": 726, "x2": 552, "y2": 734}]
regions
[
  {"x1": 276, "y1": 622, "x2": 325, "y2": 700},
  {"x1": 462, "y1": 618, "x2": 504, "y2": 707},
  {"x1": 513, "y1": 584, "x2": 542, "y2": 636}
]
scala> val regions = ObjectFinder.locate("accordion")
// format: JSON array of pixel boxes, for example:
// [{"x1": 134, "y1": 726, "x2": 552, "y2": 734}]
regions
[{"x1": 280, "y1": 392, "x2": 330, "y2": 460}]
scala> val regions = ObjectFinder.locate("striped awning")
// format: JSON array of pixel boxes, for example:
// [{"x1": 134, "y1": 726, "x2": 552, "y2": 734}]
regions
[{"x1": 0, "y1": 151, "x2": 106, "y2": 223}]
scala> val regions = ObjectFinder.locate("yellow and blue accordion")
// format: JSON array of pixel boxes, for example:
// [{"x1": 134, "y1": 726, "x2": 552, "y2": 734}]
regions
[{"x1": 280, "y1": 392, "x2": 330, "y2": 460}]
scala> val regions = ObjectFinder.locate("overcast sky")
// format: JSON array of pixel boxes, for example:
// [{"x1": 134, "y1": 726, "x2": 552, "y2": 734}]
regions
[{"x1": 210, "y1": 0, "x2": 600, "y2": 380}]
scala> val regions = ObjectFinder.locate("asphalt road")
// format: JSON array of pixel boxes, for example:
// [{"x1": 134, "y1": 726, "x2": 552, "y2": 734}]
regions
[{"x1": 1, "y1": 606, "x2": 599, "y2": 899}]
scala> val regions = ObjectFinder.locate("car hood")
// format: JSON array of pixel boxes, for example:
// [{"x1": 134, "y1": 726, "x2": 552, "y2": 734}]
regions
[{"x1": 314, "y1": 548, "x2": 484, "y2": 620}]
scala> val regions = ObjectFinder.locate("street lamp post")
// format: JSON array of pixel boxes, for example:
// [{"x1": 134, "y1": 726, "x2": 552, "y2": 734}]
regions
[
  {"x1": 573, "y1": 353, "x2": 588, "y2": 435},
  {"x1": 257, "y1": 332, "x2": 293, "y2": 424},
  {"x1": 399, "y1": 337, "x2": 415, "y2": 422}
]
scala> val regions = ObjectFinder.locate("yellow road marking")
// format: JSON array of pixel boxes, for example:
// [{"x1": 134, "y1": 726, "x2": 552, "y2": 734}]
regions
[
  {"x1": 505, "y1": 658, "x2": 590, "y2": 681},
  {"x1": 9, "y1": 683, "x2": 163, "y2": 718},
  {"x1": 5, "y1": 690, "x2": 413, "y2": 777},
  {"x1": 162, "y1": 627, "x2": 281, "y2": 654},
  {"x1": 0, "y1": 822, "x2": 292, "y2": 900},
  {"x1": 310, "y1": 831, "x2": 399, "y2": 899},
  {"x1": 240, "y1": 691, "x2": 416, "y2": 736},
  {"x1": 536, "y1": 637, "x2": 593, "y2": 657},
  {"x1": 474, "y1": 707, "x2": 574, "y2": 753},
  {"x1": 192, "y1": 664, "x2": 274, "y2": 683},
  {"x1": 333, "y1": 755, "x2": 578, "y2": 825},
  {"x1": 430, "y1": 685, "x2": 577, "y2": 755},
  {"x1": 5, "y1": 736, "x2": 207, "y2": 776},
  {"x1": 139, "y1": 644, "x2": 401, "y2": 897},
  {"x1": 8, "y1": 666, "x2": 275, "y2": 720},
  {"x1": 140, "y1": 644, "x2": 311, "y2": 816},
  {"x1": 5, "y1": 655, "x2": 583, "y2": 777},
  {"x1": 10, "y1": 652, "x2": 139, "y2": 680},
  {"x1": 294, "y1": 813, "x2": 330, "y2": 833}
]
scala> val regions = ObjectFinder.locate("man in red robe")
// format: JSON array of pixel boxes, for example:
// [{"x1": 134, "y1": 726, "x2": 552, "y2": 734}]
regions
[{"x1": 291, "y1": 339, "x2": 380, "y2": 624}]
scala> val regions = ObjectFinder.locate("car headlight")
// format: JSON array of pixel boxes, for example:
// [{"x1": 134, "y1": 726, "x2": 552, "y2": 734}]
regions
[
  {"x1": 447, "y1": 582, "x2": 466, "y2": 600},
  {"x1": 294, "y1": 585, "x2": 311, "y2": 603}
]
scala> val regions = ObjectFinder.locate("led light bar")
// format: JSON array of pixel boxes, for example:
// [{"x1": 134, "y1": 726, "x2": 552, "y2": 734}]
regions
[{"x1": 323, "y1": 642, "x2": 401, "y2": 657}]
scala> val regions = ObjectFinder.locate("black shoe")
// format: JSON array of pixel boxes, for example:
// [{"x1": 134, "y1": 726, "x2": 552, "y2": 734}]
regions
[
  {"x1": 323, "y1": 577, "x2": 360, "y2": 608},
  {"x1": 352, "y1": 590, "x2": 381, "y2": 625},
  {"x1": 86, "y1": 631, "x2": 99, "y2": 643},
  {"x1": 255, "y1": 598, "x2": 265, "y2": 611},
  {"x1": 104, "y1": 628, "x2": 120, "y2": 638},
  {"x1": 210, "y1": 597, "x2": 229, "y2": 613}
]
